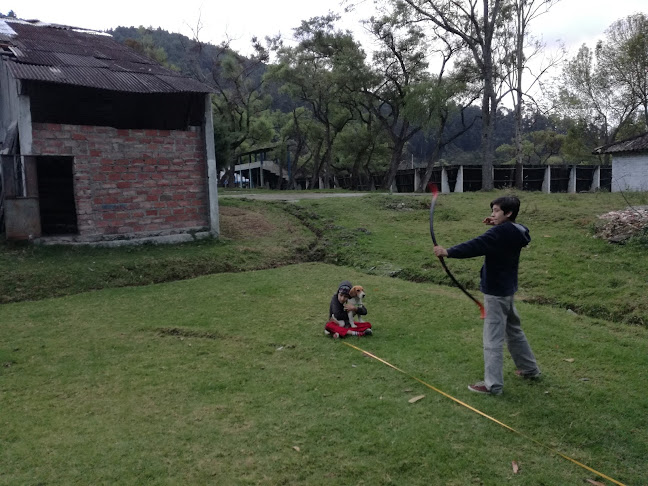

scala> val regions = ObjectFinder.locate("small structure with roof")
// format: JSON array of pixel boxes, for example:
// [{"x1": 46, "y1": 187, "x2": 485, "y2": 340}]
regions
[
  {"x1": 0, "y1": 17, "x2": 218, "y2": 244},
  {"x1": 594, "y1": 132, "x2": 648, "y2": 192}
]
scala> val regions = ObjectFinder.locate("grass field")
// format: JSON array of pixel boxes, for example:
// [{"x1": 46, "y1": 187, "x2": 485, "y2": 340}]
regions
[{"x1": 1, "y1": 190, "x2": 647, "y2": 485}]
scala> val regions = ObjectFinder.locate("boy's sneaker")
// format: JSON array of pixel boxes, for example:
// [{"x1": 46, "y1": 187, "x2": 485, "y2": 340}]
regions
[
  {"x1": 515, "y1": 369, "x2": 541, "y2": 379},
  {"x1": 468, "y1": 381, "x2": 502, "y2": 395},
  {"x1": 363, "y1": 328, "x2": 373, "y2": 336}
]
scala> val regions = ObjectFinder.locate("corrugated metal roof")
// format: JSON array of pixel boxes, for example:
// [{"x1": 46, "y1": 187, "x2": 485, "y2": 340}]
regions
[
  {"x1": 594, "y1": 132, "x2": 648, "y2": 155},
  {"x1": 0, "y1": 18, "x2": 212, "y2": 94},
  {"x1": 54, "y1": 52, "x2": 110, "y2": 68}
]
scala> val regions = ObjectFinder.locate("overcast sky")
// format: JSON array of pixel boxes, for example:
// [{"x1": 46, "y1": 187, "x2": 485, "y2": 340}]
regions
[{"x1": 8, "y1": 0, "x2": 648, "y2": 57}]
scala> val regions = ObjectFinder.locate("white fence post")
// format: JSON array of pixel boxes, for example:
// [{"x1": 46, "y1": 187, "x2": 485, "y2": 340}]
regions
[
  {"x1": 542, "y1": 165, "x2": 551, "y2": 193},
  {"x1": 591, "y1": 166, "x2": 600, "y2": 192},
  {"x1": 568, "y1": 166, "x2": 577, "y2": 193},
  {"x1": 455, "y1": 165, "x2": 464, "y2": 193},
  {"x1": 441, "y1": 167, "x2": 450, "y2": 194}
]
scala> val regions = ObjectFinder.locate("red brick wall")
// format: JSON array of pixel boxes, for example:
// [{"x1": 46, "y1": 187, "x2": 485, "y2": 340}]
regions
[{"x1": 31, "y1": 123, "x2": 209, "y2": 238}]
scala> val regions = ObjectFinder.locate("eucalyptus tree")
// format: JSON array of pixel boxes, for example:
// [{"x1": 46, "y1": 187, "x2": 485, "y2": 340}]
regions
[
  {"x1": 267, "y1": 15, "x2": 368, "y2": 188},
  {"x1": 396, "y1": 0, "x2": 516, "y2": 189}
]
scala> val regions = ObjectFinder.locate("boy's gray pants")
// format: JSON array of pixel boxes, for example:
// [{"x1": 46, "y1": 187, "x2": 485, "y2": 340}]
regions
[{"x1": 483, "y1": 294, "x2": 540, "y2": 394}]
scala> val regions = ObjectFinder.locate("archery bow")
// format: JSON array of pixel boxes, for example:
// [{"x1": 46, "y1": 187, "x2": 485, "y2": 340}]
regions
[{"x1": 428, "y1": 183, "x2": 486, "y2": 319}]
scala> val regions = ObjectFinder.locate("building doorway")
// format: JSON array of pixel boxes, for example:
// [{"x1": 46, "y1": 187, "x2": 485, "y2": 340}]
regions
[{"x1": 36, "y1": 156, "x2": 78, "y2": 235}]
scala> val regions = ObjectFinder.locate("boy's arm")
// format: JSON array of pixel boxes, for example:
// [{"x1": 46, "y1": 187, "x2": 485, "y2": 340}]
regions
[
  {"x1": 330, "y1": 296, "x2": 350, "y2": 322},
  {"x1": 443, "y1": 228, "x2": 500, "y2": 259},
  {"x1": 345, "y1": 303, "x2": 367, "y2": 315}
]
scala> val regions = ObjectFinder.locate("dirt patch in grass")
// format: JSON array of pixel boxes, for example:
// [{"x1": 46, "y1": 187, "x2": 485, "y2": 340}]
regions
[
  {"x1": 157, "y1": 327, "x2": 221, "y2": 340},
  {"x1": 220, "y1": 207, "x2": 277, "y2": 239}
]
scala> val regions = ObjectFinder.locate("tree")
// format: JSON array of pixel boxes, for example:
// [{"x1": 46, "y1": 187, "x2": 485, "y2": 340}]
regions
[
  {"x1": 364, "y1": 12, "x2": 433, "y2": 190},
  {"x1": 267, "y1": 15, "x2": 367, "y2": 188},
  {"x1": 496, "y1": 128, "x2": 563, "y2": 165},
  {"x1": 120, "y1": 27, "x2": 179, "y2": 70},
  {"x1": 398, "y1": 0, "x2": 515, "y2": 189},
  {"x1": 274, "y1": 107, "x2": 313, "y2": 189},
  {"x1": 597, "y1": 13, "x2": 648, "y2": 127},
  {"x1": 333, "y1": 117, "x2": 391, "y2": 190},
  {"x1": 502, "y1": 0, "x2": 561, "y2": 188},
  {"x1": 402, "y1": 30, "x2": 481, "y2": 192},
  {"x1": 558, "y1": 43, "x2": 637, "y2": 149},
  {"x1": 206, "y1": 38, "x2": 274, "y2": 185}
]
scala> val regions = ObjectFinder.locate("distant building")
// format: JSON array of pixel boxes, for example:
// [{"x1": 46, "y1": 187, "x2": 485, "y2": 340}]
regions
[
  {"x1": 0, "y1": 18, "x2": 218, "y2": 244},
  {"x1": 594, "y1": 132, "x2": 648, "y2": 192}
]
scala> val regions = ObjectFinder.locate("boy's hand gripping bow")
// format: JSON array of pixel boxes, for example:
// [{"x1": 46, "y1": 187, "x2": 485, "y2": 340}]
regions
[{"x1": 429, "y1": 183, "x2": 486, "y2": 319}]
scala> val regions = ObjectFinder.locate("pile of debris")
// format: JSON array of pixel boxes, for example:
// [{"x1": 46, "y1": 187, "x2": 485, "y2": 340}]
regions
[{"x1": 594, "y1": 206, "x2": 648, "y2": 243}]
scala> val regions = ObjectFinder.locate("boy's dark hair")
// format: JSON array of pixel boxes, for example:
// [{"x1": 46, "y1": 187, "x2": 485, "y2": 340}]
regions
[{"x1": 490, "y1": 196, "x2": 520, "y2": 222}]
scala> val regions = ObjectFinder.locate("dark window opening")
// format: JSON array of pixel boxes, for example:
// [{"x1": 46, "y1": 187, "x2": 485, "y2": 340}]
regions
[
  {"x1": 26, "y1": 82, "x2": 205, "y2": 130},
  {"x1": 37, "y1": 156, "x2": 78, "y2": 235}
]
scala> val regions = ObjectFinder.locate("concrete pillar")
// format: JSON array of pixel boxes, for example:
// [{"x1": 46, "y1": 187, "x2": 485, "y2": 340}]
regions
[
  {"x1": 17, "y1": 93, "x2": 33, "y2": 155},
  {"x1": 455, "y1": 165, "x2": 464, "y2": 193},
  {"x1": 441, "y1": 168, "x2": 450, "y2": 194},
  {"x1": 542, "y1": 165, "x2": 551, "y2": 193},
  {"x1": 591, "y1": 166, "x2": 600, "y2": 191},
  {"x1": 203, "y1": 94, "x2": 219, "y2": 237},
  {"x1": 414, "y1": 169, "x2": 421, "y2": 192},
  {"x1": 568, "y1": 165, "x2": 577, "y2": 193}
]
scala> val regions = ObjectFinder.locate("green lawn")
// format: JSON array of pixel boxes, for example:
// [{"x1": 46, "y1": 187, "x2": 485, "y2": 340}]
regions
[
  {"x1": 1, "y1": 190, "x2": 647, "y2": 485},
  {"x1": 1, "y1": 264, "x2": 646, "y2": 485}
]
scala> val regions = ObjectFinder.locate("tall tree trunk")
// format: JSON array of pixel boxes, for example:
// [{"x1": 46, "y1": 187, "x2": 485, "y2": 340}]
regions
[
  {"x1": 309, "y1": 140, "x2": 324, "y2": 189},
  {"x1": 420, "y1": 144, "x2": 442, "y2": 192},
  {"x1": 480, "y1": 0, "x2": 496, "y2": 191},
  {"x1": 481, "y1": 87, "x2": 496, "y2": 190},
  {"x1": 514, "y1": 1, "x2": 525, "y2": 190},
  {"x1": 384, "y1": 139, "x2": 407, "y2": 191}
]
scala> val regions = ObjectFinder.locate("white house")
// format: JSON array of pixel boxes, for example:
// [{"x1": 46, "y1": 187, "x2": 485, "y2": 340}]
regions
[{"x1": 594, "y1": 132, "x2": 648, "y2": 192}]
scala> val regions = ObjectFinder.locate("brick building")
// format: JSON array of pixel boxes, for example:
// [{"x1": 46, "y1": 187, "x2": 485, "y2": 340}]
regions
[{"x1": 0, "y1": 18, "x2": 219, "y2": 244}]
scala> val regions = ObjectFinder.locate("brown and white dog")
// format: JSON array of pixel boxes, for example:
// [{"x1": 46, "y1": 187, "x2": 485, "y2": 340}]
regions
[{"x1": 346, "y1": 285, "x2": 366, "y2": 326}]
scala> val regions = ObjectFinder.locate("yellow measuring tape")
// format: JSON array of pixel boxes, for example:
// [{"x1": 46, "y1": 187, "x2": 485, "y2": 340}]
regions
[{"x1": 343, "y1": 342, "x2": 626, "y2": 486}]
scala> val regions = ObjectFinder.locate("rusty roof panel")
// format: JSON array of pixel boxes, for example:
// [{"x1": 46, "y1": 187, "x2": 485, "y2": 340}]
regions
[{"x1": 1, "y1": 19, "x2": 212, "y2": 94}]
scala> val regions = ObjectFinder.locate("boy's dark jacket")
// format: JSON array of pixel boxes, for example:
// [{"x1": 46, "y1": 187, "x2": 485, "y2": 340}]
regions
[
  {"x1": 329, "y1": 294, "x2": 368, "y2": 326},
  {"x1": 447, "y1": 221, "x2": 531, "y2": 296}
]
